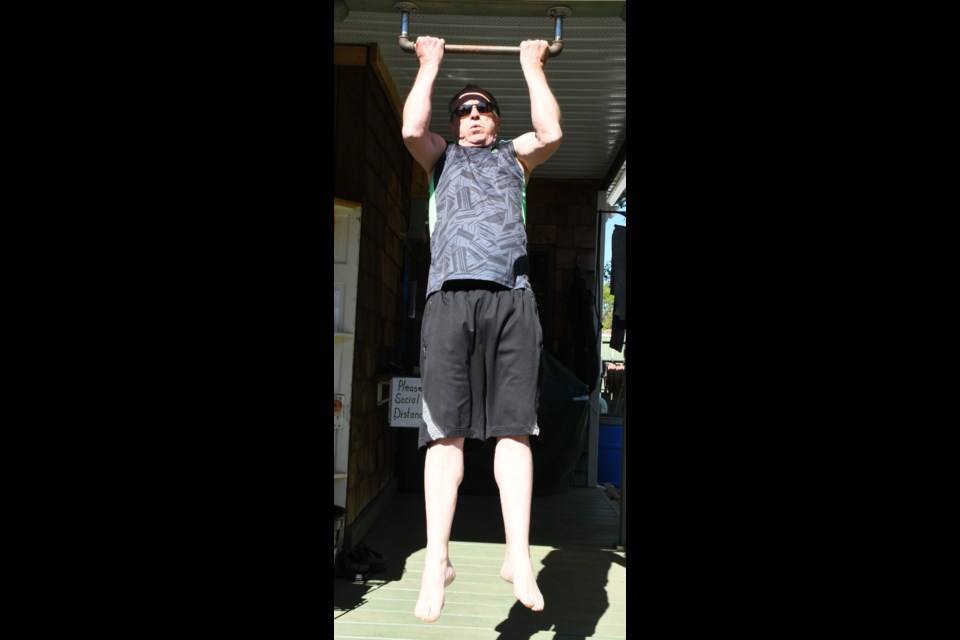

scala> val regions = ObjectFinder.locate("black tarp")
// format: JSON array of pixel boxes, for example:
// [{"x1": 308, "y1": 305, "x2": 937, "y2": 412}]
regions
[
  {"x1": 459, "y1": 349, "x2": 590, "y2": 495},
  {"x1": 568, "y1": 266, "x2": 601, "y2": 393}
]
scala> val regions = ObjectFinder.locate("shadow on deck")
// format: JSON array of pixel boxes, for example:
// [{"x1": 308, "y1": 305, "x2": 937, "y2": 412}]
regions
[{"x1": 334, "y1": 486, "x2": 626, "y2": 639}]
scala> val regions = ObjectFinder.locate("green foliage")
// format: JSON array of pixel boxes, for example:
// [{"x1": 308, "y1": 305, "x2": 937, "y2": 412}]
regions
[{"x1": 601, "y1": 262, "x2": 614, "y2": 329}]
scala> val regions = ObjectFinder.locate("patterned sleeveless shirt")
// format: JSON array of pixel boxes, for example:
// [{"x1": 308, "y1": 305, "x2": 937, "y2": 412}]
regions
[{"x1": 425, "y1": 139, "x2": 530, "y2": 296}]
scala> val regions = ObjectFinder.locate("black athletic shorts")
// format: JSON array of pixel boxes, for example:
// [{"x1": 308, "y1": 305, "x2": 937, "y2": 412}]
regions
[{"x1": 418, "y1": 281, "x2": 543, "y2": 449}]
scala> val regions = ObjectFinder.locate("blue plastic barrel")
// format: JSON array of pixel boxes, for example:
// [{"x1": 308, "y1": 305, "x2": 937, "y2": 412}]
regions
[{"x1": 598, "y1": 416, "x2": 622, "y2": 488}]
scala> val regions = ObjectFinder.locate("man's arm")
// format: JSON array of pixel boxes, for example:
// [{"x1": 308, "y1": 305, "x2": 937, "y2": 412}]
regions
[
  {"x1": 402, "y1": 36, "x2": 449, "y2": 175},
  {"x1": 512, "y1": 39, "x2": 563, "y2": 179}
]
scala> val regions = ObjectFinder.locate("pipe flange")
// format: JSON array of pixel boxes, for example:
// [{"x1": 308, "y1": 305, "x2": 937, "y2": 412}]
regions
[
  {"x1": 394, "y1": 2, "x2": 418, "y2": 12},
  {"x1": 547, "y1": 6, "x2": 572, "y2": 17}
]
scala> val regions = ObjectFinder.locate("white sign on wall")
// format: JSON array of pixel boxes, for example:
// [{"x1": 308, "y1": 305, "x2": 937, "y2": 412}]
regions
[{"x1": 390, "y1": 377, "x2": 422, "y2": 427}]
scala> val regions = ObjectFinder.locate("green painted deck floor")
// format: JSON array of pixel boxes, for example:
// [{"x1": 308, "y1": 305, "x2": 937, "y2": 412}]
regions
[{"x1": 334, "y1": 486, "x2": 626, "y2": 639}]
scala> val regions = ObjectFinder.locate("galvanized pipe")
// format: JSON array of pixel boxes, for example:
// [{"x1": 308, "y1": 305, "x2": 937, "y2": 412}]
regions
[{"x1": 395, "y1": 3, "x2": 569, "y2": 58}]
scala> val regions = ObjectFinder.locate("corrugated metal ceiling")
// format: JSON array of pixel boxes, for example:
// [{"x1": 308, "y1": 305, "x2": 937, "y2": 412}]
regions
[{"x1": 334, "y1": 1, "x2": 626, "y2": 189}]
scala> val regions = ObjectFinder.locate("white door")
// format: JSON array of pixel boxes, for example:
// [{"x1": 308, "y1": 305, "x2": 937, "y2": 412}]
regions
[{"x1": 334, "y1": 199, "x2": 361, "y2": 509}]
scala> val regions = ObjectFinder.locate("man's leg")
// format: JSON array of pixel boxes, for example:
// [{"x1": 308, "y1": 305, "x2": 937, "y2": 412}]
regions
[
  {"x1": 494, "y1": 435, "x2": 545, "y2": 611},
  {"x1": 415, "y1": 437, "x2": 465, "y2": 622}
]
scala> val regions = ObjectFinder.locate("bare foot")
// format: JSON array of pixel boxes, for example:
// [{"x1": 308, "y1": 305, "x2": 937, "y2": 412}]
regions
[
  {"x1": 415, "y1": 558, "x2": 456, "y2": 622},
  {"x1": 500, "y1": 554, "x2": 544, "y2": 611}
]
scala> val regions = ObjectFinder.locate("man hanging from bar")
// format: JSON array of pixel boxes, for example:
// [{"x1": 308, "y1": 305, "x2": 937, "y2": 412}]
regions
[{"x1": 401, "y1": 36, "x2": 563, "y2": 623}]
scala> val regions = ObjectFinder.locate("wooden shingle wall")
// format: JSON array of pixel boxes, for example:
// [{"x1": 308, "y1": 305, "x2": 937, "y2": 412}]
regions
[{"x1": 334, "y1": 45, "x2": 410, "y2": 527}]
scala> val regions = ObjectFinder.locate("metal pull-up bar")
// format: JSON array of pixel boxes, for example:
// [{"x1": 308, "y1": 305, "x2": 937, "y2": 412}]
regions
[{"x1": 394, "y1": 2, "x2": 571, "y2": 57}]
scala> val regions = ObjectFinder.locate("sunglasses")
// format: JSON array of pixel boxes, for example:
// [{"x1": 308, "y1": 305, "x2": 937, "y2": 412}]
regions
[{"x1": 451, "y1": 100, "x2": 498, "y2": 119}]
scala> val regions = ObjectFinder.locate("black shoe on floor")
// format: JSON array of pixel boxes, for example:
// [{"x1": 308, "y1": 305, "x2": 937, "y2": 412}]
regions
[
  {"x1": 351, "y1": 544, "x2": 386, "y2": 573},
  {"x1": 335, "y1": 549, "x2": 369, "y2": 580}
]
